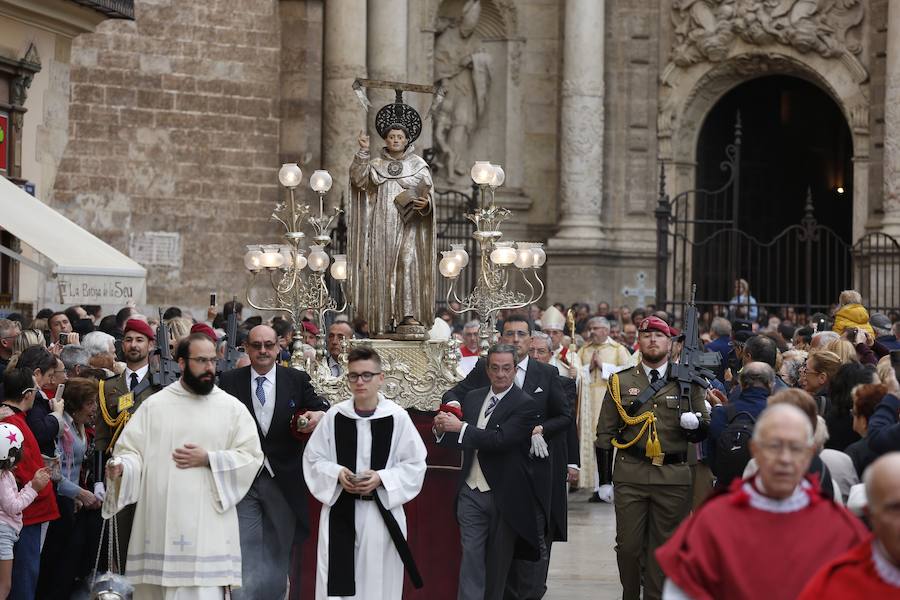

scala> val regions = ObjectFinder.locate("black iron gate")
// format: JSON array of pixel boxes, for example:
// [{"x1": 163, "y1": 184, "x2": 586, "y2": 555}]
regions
[
  {"x1": 433, "y1": 184, "x2": 479, "y2": 308},
  {"x1": 656, "y1": 118, "x2": 900, "y2": 324}
]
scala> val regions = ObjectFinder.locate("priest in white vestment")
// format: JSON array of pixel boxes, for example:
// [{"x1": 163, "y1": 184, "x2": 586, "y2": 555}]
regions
[
  {"x1": 104, "y1": 333, "x2": 263, "y2": 600},
  {"x1": 303, "y1": 346, "x2": 427, "y2": 600}
]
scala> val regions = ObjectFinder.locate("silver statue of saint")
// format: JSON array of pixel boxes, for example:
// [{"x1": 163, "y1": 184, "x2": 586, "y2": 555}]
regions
[{"x1": 348, "y1": 101, "x2": 436, "y2": 338}]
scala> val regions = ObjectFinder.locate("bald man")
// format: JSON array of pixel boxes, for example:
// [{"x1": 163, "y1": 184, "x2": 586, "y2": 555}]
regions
[
  {"x1": 219, "y1": 325, "x2": 330, "y2": 599},
  {"x1": 799, "y1": 452, "x2": 900, "y2": 598}
]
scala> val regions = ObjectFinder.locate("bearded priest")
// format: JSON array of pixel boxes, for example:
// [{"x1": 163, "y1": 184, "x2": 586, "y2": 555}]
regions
[{"x1": 103, "y1": 333, "x2": 263, "y2": 599}]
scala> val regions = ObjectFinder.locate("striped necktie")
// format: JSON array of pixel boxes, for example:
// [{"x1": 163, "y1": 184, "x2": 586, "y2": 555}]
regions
[
  {"x1": 484, "y1": 395, "x2": 500, "y2": 417},
  {"x1": 255, "y1": 376, "x2": 267, "y2": 406}
]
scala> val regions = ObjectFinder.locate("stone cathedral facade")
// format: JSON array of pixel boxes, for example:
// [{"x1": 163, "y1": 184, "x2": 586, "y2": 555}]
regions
[{"x1": 25, "y1": 0, "x2": 900, "y2": 309}]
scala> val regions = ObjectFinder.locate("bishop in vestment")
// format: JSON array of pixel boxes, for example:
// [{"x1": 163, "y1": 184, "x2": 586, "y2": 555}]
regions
[
  {"x1": 303, "y1": 347, "x2": 427, "y2": 600},
  {"x1": 103, "y1": 333, "x2": 263, "y2": 600}
]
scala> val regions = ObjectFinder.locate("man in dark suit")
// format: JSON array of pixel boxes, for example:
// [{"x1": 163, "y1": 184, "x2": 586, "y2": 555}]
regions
[
  {"x1": 529, "y1": 329, "x2": 581, "y2": 495},
  {"x1": 434, "y1": 344, "x2": 540, "y2": 600},
  {"x1": 219, "y1": 324, "x2": 329, "y2": 600},
  {"x1": 442, "y1": 315, "x2": 571, "y2": 599}
]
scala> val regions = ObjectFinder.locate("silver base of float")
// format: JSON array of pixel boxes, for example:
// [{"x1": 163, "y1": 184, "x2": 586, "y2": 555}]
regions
[{"x1": 305, "y1": 338, "x2": 462, "y2": 411}]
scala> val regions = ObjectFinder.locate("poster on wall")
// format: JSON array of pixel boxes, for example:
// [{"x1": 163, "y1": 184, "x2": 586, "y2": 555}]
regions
[{"x1": 0, "y1": 111, "x2": 8, "y2": 174}]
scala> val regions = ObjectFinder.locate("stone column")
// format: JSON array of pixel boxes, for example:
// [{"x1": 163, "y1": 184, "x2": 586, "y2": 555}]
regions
[
  {"x1": 366, "y1": 0, "x2": 409, "y2": 135},
  {"x1": 883, "y1": 0, "x2": 900, "y2": 235},
  {"x1": 323, "y1": 0, "x2": 367, "y2": 211},
  {"x1": 549, "y1": 0, "x2": 606, "y2": 249}
]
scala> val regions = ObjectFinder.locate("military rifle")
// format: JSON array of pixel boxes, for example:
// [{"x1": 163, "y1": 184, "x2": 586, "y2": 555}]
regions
[
  {"x1": 668, "y1": 283, "x2": 721, "y2": 441},
  {"x1": 217, "y1": 296, "x2": 242, "y2": 375},
  {"x1": 152, "y1": 307, "x2": 181, "y2": 387}
]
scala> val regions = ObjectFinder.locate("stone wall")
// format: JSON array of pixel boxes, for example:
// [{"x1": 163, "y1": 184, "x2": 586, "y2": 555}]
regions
[{"x1": 51, "y1": 0, "x2": 283, "y2": 308}]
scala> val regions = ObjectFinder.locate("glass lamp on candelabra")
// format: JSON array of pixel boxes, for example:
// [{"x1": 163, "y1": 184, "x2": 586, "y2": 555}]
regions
[
  {"x1": 440, "y1": 161, "x2": 545, "y2": 353},
  {"x1": 243, "y1": 163, "x2": 348, "y2": 369}
]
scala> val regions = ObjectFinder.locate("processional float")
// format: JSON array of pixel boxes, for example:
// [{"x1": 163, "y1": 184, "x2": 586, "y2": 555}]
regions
[{"x1": 242, "y1": 78, "x2": 546, "y2": 408}]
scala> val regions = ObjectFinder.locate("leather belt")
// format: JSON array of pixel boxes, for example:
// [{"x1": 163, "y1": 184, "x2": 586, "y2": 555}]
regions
[{"x1": 622, "y1": 444, "x2": 688, "y2": 465}]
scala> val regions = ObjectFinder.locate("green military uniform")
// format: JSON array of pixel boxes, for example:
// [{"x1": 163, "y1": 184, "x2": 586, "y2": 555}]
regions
[
  {"x1": 595, "y1": 363, "x2": 709, "y2": 600},
  {"x1": 96, "y1": 369, "x2": 160, "y2": 569}
]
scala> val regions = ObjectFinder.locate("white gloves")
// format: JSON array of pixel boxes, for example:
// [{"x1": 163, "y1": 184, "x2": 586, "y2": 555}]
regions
[
  {"x1": 530, "y1": 433, "x2": 549, "y2": 459},
  {"x1": 93, "y1": 482, "x2": 106, "y2": 502},
  {"x1": 597, "y1": 484, "x2": 614, "y2": 503},
  {"x1": 680, "y1": 411, "x2": 700, "y2": 430}
]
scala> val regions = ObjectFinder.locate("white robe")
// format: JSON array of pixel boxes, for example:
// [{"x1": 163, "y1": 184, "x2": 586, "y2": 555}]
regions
[
  {"x1": 303, "y1": 395, "x2": 427, "y2": 600},
  {"x1": 102, "y1": 381, "x2": 263, "y2": 595}
]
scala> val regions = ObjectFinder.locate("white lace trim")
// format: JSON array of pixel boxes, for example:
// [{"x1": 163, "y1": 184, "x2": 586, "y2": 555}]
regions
[
  {"x1": 873, "y1": 541, "x2": 900, "y2": 588},
  {"x1": 742, "y1": 479, "x2": 811, "y2": 513}
]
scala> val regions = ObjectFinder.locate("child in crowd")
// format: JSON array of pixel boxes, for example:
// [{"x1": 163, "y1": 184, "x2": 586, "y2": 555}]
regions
[{"x1": 0, "y1": 423, "x2": 50, "y2": 598}]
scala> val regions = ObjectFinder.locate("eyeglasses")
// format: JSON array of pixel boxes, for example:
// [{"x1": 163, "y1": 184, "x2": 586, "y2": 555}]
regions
[
  {"x1": 187, "y1": 357, "x2": 218, "y2": 366},
  {"x1": 757, "y1": 440, "x2": 811, "y2": 458},
  {"x1": 21, "y1": 388, "x2": 36, "y2": 396},
  {"x1": 247, "y1": 341, "x2": 278, "y2": 351},
  {"x1": 502, "y1": 330, "x2": 530, "y2": 338},
  {"x1": 347, "y1": 371, "x2": 381, "y2": 383}
]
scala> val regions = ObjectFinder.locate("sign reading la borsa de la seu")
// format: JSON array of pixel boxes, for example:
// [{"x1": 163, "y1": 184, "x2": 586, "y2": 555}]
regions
[{"x1": 55, "y1": 274, "x2": 146, "y2": 304}]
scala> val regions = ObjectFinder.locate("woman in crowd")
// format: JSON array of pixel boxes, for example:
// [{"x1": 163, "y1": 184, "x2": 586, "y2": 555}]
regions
[
  {"x1": 728, "y1": 278, "x2": 758, "y2": 321},
  {"x1": 15, "y1": 347, "x2": 62, "y2": 459},
  {"x1": 825, "y1": 362, "x2": 878, "y2": 451},
  {"x1": 801, "y1": 350, "x2": 842, "y2": 415},
  {"x1": 37, "y1": 377, "x2": 102, "y2": 599},
  {"x1": 824, "y1": 339, "x2": 860, "y2": 365},
  {"x1": 843, "y1": 383, "x2": 887, "y2": 478},
  {"x1": 12, "y1": 331, "x2": 45, "y2": 356},
  {"x1": 0, "y1": 368, "x2": 60, "y2": 599}
]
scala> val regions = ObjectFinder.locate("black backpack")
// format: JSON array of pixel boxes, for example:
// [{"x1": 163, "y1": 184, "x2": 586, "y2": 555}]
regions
[{"x1": 712, "y1": 405, "x2": 757, "y2": 488}]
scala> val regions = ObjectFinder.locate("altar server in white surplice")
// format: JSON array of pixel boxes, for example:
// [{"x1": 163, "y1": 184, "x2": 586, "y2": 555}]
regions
[
  {"x1": 303, "y1": 346, "x2": 427, "y2": 600},
  {"x1": 103, "y1": 333, "x2": 263, "y2": 600}
]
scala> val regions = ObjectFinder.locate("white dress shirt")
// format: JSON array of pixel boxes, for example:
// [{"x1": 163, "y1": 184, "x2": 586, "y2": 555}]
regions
[
  {"x1": 124, "y1": 364, "x2": 150, "y2": 388},
  {"x1": 642, "y1": 361, "x2": 668, "y2": 382},
  {"x1": 515, "y1": 355, "x2": 529, "y2": 389},
  {"x1": 250, "y1": 366, "x2": 276, "y2": 476}
]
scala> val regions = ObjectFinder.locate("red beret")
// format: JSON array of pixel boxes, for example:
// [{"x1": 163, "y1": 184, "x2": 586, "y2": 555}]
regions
[
  {"x1": 301, "y1": 320, "x2": 319, "y2": 335},
  {"x1": 190, "y1": 322, "x2": 218, "y2": 343},
  {"x1": 124, "y1": 318, "x2": 155, "y2": 341},
  {"x1": 638, "y1": 316, "x2": 673, "y2": 337}
]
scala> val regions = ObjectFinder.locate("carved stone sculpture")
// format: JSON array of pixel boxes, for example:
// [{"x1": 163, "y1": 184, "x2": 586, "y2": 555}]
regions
[
  {"x1": 671, "y1": 0, "x2": 865, "y2": 67},
  {"x1": 432, "y1": 0, "x2": 492, "y2": 184}
]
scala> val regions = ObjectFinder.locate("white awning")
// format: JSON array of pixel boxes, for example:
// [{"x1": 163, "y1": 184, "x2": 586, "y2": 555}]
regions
[{"x1": 0, "y1": 175, "x2": 146, "y2": 304}]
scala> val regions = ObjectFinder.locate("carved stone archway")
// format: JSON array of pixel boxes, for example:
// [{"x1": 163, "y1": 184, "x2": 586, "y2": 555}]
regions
[{"x1": 658, "y1": 0, "x2": 872, "y2": 241}]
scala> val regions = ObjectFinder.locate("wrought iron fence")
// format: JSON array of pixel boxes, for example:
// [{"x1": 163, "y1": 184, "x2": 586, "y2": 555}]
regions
[
  {"x1": 657, "y1": 115, "x2": 899, "y2": 325},
  {"x1": 433, "y1": 184, "x2": 479, "y2": 309}
]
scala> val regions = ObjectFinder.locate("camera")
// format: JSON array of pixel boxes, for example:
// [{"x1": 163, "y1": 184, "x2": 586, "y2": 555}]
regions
[{"x1": 58, "y1": 333, "x2": 69, "y2": 345}]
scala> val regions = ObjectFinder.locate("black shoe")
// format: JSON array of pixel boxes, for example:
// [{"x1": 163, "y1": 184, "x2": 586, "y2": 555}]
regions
[{"x1": 588, "y1": 492, "x2": 602, "y2": 503}]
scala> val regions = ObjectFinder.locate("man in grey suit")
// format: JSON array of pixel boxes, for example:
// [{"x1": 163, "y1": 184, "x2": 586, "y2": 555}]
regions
[
  {"x1": 434, "y1": 344, "x2": 540, "y2": 600},
  {"x1": 219, "y1": 325, "x2": 329, "y2": 599}
]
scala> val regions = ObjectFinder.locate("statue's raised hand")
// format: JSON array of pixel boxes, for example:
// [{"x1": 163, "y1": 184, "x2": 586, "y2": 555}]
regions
[{"x1": 357, "y1": 130, "x2": 369, "y2": 151}]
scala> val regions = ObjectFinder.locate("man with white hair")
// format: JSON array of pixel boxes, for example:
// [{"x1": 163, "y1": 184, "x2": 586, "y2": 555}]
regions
[
  {"x1": 82, "y1": 331, "x2": 116, "y2": 358},
  {"x1": 657, "y1": 403, "x2": 868, "y2": 600},
  {"x1": 459, "y1": 320, "x2": 481, "y2": 376},
  {"x1": 799, "y1": 452, "x2": 900, "y2": 597},
  {"x1": 810, "y1": 330, "x2": 840, "y2": 350},
  {"x1": 577, "y1": 315, "x2": 633, "y2": 497}
]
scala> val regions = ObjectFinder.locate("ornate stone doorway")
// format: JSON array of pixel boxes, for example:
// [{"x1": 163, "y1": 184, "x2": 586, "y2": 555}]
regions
[{"x1": 696, "y1": 75, "x2": 854, "y2": 246}]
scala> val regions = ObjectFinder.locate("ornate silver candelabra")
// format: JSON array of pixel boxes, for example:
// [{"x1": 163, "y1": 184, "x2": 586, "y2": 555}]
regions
[
  {"x1": 243, "y1": 164, "x2": 347, "y2": 368},
  {"x1": 440, "y1": 161, "x2": 546, "y2": 352}
]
